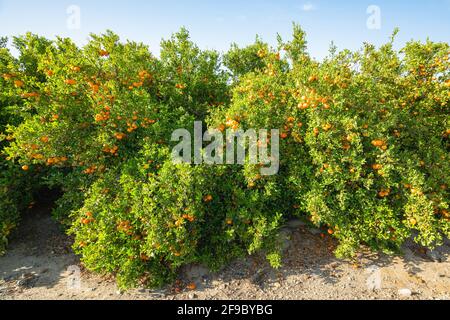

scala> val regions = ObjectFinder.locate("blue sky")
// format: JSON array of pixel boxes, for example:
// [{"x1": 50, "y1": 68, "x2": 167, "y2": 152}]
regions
[{"x1": 0, "y1": 0, "x2": 449, "y2": 59}]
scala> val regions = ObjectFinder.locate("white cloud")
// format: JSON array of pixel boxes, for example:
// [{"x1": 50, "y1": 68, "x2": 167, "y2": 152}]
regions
[{"x1": 301, "y1": 3, "x2": 317, "y2": 12}]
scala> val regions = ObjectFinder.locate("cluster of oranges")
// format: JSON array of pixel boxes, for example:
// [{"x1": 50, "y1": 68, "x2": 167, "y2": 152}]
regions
[
  {"x1": 182, "y1": 213, "x2": 195, "y2": 222},
  {"x1": 83, "y1": 166, "x2": 97, "y2": 175},
  {"x1": 378, "y1": 188, "x2": 391, "y2": 198},
  {"x1": 94, "y1": 109, "x2": 111, "y2": 122},
  {"x1": 371, "y1": 139, "x2": 387, "y2": 151},
  {"x1": 117, "y1": 220, "x2": 133, "y2": 235},
  {"x1": 102, "y1": 145, "x2": 119, "y2": 155},
  {"x1": 225, "y1": 117, "x2": 240, "y2": 131},
  {"x1": 46, "y1": 156, "x2": 68, "y2": 166},
  {"x1": 81, "y1": 212, "x2": 95, "y2": 225}
]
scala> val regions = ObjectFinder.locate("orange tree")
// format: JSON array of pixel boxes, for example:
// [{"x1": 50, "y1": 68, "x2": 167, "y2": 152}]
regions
[
  {"x1": 3, "y1": 25, "x2": 450, "y2": 287},
  {"x1": 5, "y1": 29, "x2": 284, "y2": 287},
  {"x1": 213, "y1": 25, "x2": 449, "y2": 258},
  {"x1": 0, "y1": 34, "x2": 51, "y2": 254}
]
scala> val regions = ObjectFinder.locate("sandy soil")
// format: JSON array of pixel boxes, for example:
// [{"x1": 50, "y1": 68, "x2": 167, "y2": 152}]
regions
[{"x1": 0, "y1": 203, "x2": 449, "y2": 300}]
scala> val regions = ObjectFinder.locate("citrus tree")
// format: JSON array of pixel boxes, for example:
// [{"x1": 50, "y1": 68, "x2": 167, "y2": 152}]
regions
[{"x1": 2, "y1": 25, "x2": 449, "y2": 287}]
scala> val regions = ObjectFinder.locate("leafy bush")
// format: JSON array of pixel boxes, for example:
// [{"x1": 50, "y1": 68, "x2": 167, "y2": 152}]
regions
[
  {"x1": 0, "y1": 35, "x2": 47, "y2": 254},
  {"x1": 2, "y1": 25, "x2": 449, "y2": 287},
  {"x1": 214, "y1": 26, "x2": 449, "y2": 257}
]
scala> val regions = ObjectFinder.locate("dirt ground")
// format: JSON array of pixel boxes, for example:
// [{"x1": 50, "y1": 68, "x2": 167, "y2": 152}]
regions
[{"x1": 0, "y1": 203, "x2": 449, "y2": 300}]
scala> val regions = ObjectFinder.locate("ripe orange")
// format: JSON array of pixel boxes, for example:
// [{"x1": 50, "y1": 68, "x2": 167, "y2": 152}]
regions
[
  {"x1": 140, "y1": 254, "x2": 150, "y2": 261},
  {"x1": 187, "y1": 283, "x2": 197, "y2": 290},
  {"x1": 115, "y1": 133, "x2": 126, "y2": 140},
  {"x1": 372, "y1": 164, "x2": 383, "y2": 170},
  {"x1": 378, "y1": 188, "x2": 391, "y2": 198},
  {"x1": 218, "y1": 124, "x2": 226, "y2": 132},
  {"x1": 22, "y1": 165, "x2": 29, "y2": 171},
  {"x1": 65, "y1": 79, "x2": 77, "y2": 85},
  {"x1": 371, "y1": 140, "x2": 385, "y2": 147},
  {"x1": 2, "y1": 73, "x2": 13, "y2": 80},
  {"x1": 14, "y1": 80, "x2": 24, "y2": 88},
  {"x1": 99, "y1": 50, "x2": 109, "y2": 57},
  {"x1": 21, "y1": 92, "x2": 40, "y2": 98}
]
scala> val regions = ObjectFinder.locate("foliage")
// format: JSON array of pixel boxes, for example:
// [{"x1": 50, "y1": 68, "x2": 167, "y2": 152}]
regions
[{"x1": 1, "y1": 26, "x2": 449, "y2": 286}]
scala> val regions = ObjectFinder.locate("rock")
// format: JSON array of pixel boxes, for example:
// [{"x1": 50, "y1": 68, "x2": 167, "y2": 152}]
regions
[
  {"x1": 251, "y1": 269, "x2": 267, "y2": 285},
  {"x1": 286, "y1": 219, "x2": 305, "y2": 229},
  {"x1": 279, "y1": 228, "x2": 292, "y2": 251},
  {"x1": 40, "y1": 268, "x2": 49, "y2": 274},
  {"x1": 398, "y1": 288, "x2": 412, "y2": 297},
  {"x1": 426, "y1": 249, "x2": 443, "y2": 263},
  {"x1": 116, "y1": 290, "x2": 123, "y2": 295},
  {"x1": 188, "y1": 293, "x2": 197, "y2": 299},
  {"x1": 443, "y1": 237, "x2": 450, "y2": 247},
  {"x1": 149, "y1": 289, "x2": 166, "y2": 298},
  {"x1": 183, "y1": 264, "x2": 210, "y2": 280},
  {"x1": 308, "y1": 228, "x2": 322, "y2": 235}
]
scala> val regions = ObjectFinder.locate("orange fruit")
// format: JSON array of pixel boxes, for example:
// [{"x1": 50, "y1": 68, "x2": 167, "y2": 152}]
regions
[
  {"x1": 371, "y1": 140, "x2": 385, "y2": 147},
  {"x1": 378, "y1": 188, "x2": 391, "y2": 197},
  {"x1": 115, "y1": 133, "x2": 125, "y2": 140},
  {"x1": 21, "y1": 92, "x2": 40, "y2": 98},
  {"x1": 99, "y1": 50, "x2": 109, "y2": 57},
  {"x1": 14, "y1": 80, "x2": 24, "y2": 88},
  {"x1": 372, "y1": 164, "x2": 383, "y2": 170},
  {"x1": 65, "y1": 79, "x2": 77, "y2": 85},
  {"x1": 187, "y1": 283, "x2": 197, "y2": 290},
  {"x1": 2, "y1": 73, "x2": 13, "y2": 80},
  {"x1": 218, "y1": 124, "x2": 226, "y2": 132},
  {"x1": 22, "y1": 165, "x2": 29, "y2": 171},
  {"x1": 140, "y1": 254, "x2": 150, "y2": 261}
]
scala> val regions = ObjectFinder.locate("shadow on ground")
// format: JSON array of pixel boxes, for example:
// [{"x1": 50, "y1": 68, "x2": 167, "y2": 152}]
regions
[{"x1": 1, "y1": 203, "x2": 449, "y2": 300}]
